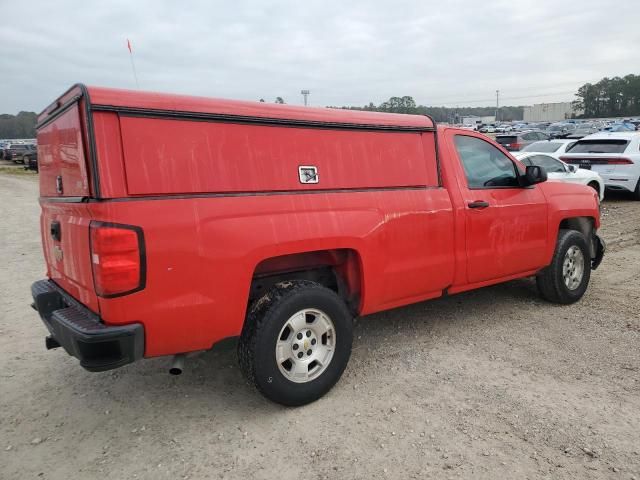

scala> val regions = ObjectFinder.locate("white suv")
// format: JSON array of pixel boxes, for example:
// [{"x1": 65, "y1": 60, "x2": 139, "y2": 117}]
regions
[{"x1": 560, "y1": 132, "x2": 640, "y2": 200}]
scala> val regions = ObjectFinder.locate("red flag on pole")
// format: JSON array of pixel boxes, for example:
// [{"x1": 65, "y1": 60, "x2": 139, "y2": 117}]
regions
[{"x1": 127, "y1": 39, "x2": 132, "y2": 53}]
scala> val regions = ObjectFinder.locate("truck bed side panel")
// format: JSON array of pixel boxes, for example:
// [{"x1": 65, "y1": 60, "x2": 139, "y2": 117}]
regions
[{"x1": 89, "y1": 189, "x2": 454, "y2": 357}]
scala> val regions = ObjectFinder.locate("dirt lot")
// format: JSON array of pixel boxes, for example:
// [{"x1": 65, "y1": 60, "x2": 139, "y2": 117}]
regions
[{"x1": 1, "y1": 171, "x2": 639, "y2": 480}]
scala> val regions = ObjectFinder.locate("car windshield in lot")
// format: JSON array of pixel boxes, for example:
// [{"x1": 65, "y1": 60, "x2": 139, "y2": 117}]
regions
[
  {"x1": 566, "y1": 139, "x2": 629, "y2": 154},
  {"x1": 522, "y1": 141, "x2": 563, "y2": 153}
]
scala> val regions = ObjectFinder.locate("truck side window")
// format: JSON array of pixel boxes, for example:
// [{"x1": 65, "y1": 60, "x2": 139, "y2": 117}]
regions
[{"x1": 454, "y1": 135, "x2": 520, "y2": 188}]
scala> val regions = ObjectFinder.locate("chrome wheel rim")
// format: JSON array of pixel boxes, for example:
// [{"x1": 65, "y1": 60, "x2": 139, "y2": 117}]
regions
[
  {"x1": 276, "y1": 309, "x2": 336, "y2": 383},
  {"x1": 562, "y1": 245, "x2": 585, "y2": 290}
]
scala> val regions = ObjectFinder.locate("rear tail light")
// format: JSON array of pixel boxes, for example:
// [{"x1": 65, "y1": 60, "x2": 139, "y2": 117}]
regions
[
  {"x1": 560, "y1": 156, "x2": 634, "y2": 165},
  {"x1": 510, "y1": 143, "x2": 522, "y2": 150},
  {"x1": 90, "y1": 222, "x2": 145, "y2": 297},
  {"x1": 604, "y1": 158, "x2": 633, "y2": 165}
]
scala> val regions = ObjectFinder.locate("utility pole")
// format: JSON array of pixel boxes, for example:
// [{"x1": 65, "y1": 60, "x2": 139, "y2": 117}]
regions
[
  {"x1": 495, "y1": 90, "x2": 499, "y2": 122},
  {"x1": 301, "y1": 90, "x2": 310, "y2": 106}
]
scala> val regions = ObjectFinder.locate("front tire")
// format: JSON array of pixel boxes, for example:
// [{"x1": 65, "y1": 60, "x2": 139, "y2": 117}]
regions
[
  {"x1": 238, "y1": 280, "x2": 353, "y2": 406},
  {"x1": 536, "y1": 229, "x2": 591, "y2": 304}
]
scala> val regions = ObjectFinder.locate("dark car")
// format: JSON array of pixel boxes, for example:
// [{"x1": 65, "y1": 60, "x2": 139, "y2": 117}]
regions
[
  {"x1": 545, "y1": 123, "x2": 576, "y2": 139},
  {"x1": 4, "y1": 143, "x2": 32, "y2": 163},
  {"x1": 22, "y1": 144, "x2": 38, "y2": 171},
  {"x1": 495, "y1": 130, "x2": 550, "y2": 151}
]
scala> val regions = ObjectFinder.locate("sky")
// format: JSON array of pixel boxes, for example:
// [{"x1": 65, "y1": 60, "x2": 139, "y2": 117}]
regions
[{"x1": 1, "y1": 0, "x2": 639, "y2": 114}]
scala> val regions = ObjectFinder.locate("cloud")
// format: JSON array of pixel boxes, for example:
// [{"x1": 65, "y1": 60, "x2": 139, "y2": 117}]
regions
[{"x1": 1, "y1": 0, "x2": 638, "y2": 113}]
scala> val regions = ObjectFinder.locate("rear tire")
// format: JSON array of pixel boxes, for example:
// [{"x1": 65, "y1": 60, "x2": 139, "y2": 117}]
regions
[
  {"x1": 238, "y1": 280, "x2": 353, "y2": 406},
  {"x1": 537, "y1": 229, "x2": 591, "y2": 304}
]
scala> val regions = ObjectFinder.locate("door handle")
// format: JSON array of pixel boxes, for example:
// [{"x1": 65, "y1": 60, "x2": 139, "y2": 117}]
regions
[{"x1": 468, "y1": 200, "x2": 490, "y2": 209}]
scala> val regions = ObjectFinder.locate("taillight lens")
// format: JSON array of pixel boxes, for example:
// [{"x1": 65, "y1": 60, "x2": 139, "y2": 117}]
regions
[
  {"x1": 90, "y1": 222, "x2": 145, "y2": 297},
  {"x1": 510, "y1": 143, "x2": 522, "y2": 150},
  {"x1": 560, "y1": 156, "x2": 634, "y2": 165},
  {"x1": 605, "y1": 158, "x2": 634, "y2": 165}
]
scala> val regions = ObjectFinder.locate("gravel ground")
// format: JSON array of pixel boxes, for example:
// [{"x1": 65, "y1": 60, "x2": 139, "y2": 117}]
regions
[{"x1": 1, "y1": 172, "x2": 639, "y2": 480}]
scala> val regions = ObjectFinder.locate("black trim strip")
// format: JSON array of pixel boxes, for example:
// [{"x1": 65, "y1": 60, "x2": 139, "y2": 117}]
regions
[
  {"x1": 40, "y1": 185, "x2": 439, "y2": 204},
  {"x1": 92, "y1": 104, "x2": 436, "y2": 133},
  {"x1": 425, "y1": 114, "x2": 442, "y2": 187},
  {"x1": 81, "y1": 85, "x2": 101, "y2": 199},
  {"x1": 39, "y1": 196, "x2": 89, "y2": 204}
]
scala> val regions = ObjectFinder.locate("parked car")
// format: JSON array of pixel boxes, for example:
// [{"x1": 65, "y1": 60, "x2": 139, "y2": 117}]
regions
[
  {"x1": 495, "y1": 130, "x2": 550, "y2": 151},
  {"x1": 22, "y1": 144, "x2": 38, "y2": 171},
  {"x1": 521, "y1": 139, "x2": 577, "y2": 156},
  {"x1": 604, "y1": 122, "x2": 636, "y2": 132},
  {"x1": 30, "y1": 84, "x2": 605, "y2": 406},
  {"x1": 495, "y1": 124, "x2": 513, "y2": 133},
  {"x1": 530, "y1": 122, "x2": 551, "y2": 131},
  {"x1": 4, "y1": 143, "x2": 32, "y2": 162},
  {"x1": 560, "y1": 132, "x2": 640, "y2": 199},
  {"x1": 479, "y1": 124, "x2": 496, "y2": 133},
  {"x1": 0, "y1": 141, "x2": 8, "y2": 160},
  {"x1": 567, "y1": 125, "x2": 599, "y2": 139},
  {"x1": 545, "y1": 123, "x2": 575, "y2": 139},
  {"x1": 514, "y1": 152, "x2": 604, "y2": 201}
]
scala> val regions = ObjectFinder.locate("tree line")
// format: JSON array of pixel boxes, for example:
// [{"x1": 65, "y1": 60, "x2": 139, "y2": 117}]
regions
[
  {"x1": 573, "y1": 74, "x2": 640, "y2": 118},
  {"x1": 0, "y1": 112, "x2": 37, "y2": 139},
  {"x1": 330, "y1": 96, "x2": 524, "y2": 123}
]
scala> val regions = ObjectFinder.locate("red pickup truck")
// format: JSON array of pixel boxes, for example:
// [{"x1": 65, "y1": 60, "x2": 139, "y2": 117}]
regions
[{"x1": 31, "y1": 85, "x2": 605, "y2": 406}]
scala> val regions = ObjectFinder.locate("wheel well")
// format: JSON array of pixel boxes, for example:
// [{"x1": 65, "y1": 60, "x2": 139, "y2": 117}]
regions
[
  {"x1": 249, "y1": 249, "x2": 362, "y2": 315},
  {"x1": 587, "y1": 181, "x2": 600, "y2": 195},
  {"x1": 558, "y1": 216, "x2": 595, "y2": 256}
]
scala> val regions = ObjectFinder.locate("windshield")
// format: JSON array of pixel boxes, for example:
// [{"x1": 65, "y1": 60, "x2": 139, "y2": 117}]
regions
[
  {"x1": 522, "y1": 141, "x2": 561, "y2": 153},
  {"x1": 548, "y1": 125, "x2": 564, "y2": 131},
  {"x1": 566, "y1": 139, "x2": 629, "y2": 154}
]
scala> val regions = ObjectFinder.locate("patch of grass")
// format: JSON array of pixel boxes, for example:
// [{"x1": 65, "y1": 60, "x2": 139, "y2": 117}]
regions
[{"x1": 0, "y1": 167, "x2": 38, "y2": 177}]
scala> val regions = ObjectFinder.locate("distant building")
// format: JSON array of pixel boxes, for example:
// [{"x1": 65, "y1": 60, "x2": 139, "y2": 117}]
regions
[
  {"x1": 523, "y1": 102, "x2": 583, "y2": 122},
  {"x1": 461, "y1": 115, "x2": 495, "y2": 126}
]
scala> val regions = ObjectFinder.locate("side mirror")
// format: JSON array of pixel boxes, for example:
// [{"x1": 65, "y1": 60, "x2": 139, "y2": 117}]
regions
[
  {"x1": 524, "y1": 165, "x2": 547, "y2": 185},
  {"x1": 567, "y1": 164, "x2": 577, "y2": 173}
]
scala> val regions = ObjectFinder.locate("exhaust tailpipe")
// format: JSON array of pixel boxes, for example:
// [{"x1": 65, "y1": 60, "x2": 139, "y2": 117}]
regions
[{"x1": 169, "y1": 354, "x2": 185, "y2": 375}]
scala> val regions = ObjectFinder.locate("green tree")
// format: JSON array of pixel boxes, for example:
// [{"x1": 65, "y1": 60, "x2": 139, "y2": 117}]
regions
[
  {"x1": 0, "y1": 111, "x2": 37, "y2": 139},
  {"x1": 275, "y1": 97, "x2": 285, "y2": 104},
  {"x1": 573, "y1": 74, "x2": 640, "y2": 118},
  {"x1": 328, "y1": 97, "x2": 524, "y2": 123}
]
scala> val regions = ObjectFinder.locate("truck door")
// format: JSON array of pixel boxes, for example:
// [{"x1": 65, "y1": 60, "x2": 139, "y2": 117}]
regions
[{"x1": 447, "y1": 132, "x2": 548, "y2": 284}]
